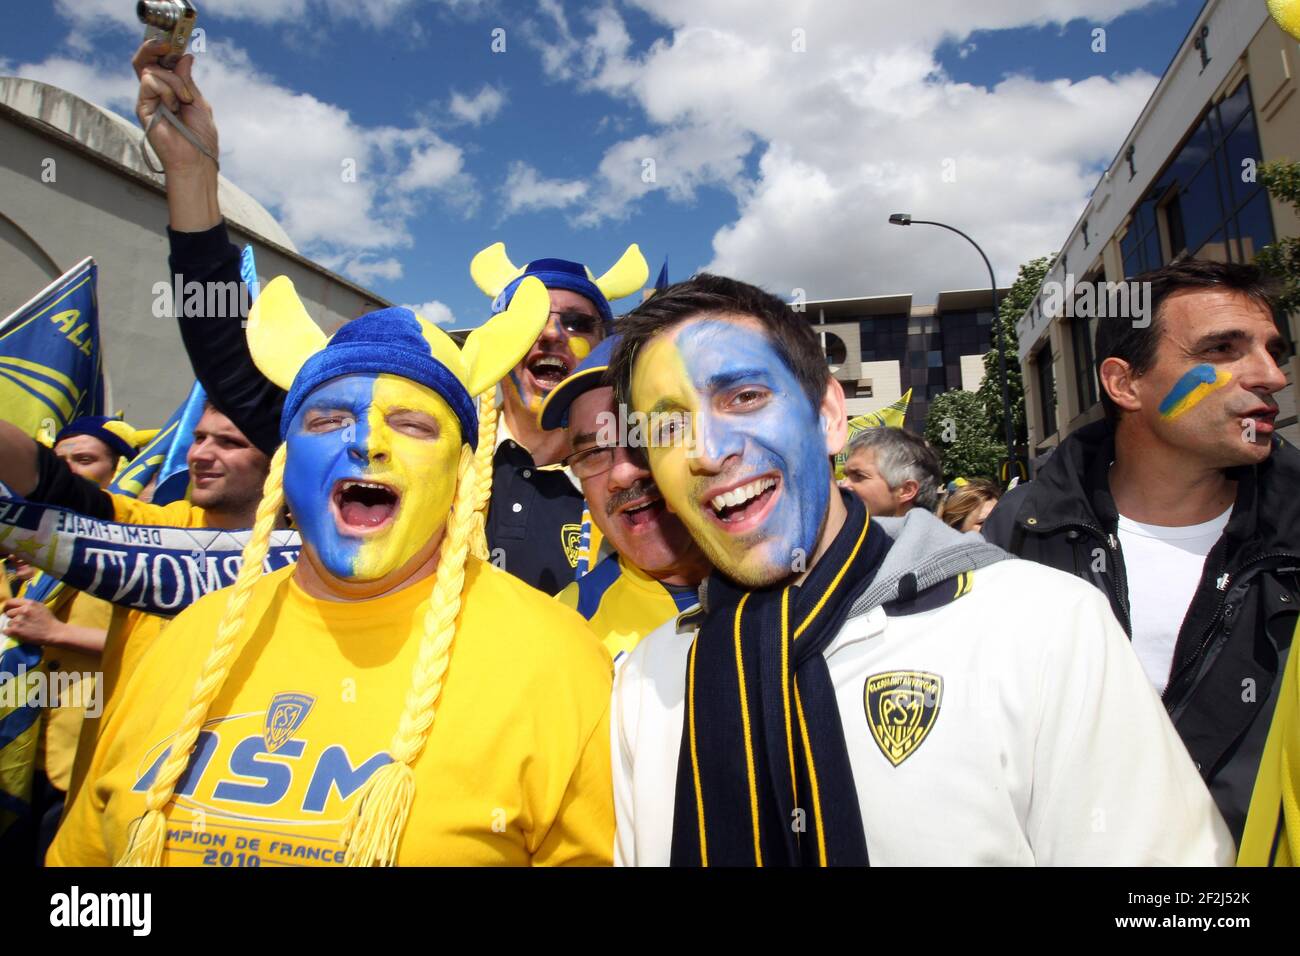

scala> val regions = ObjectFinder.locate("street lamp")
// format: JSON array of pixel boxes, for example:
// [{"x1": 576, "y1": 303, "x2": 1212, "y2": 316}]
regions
[{"x1": 888, "y1": 213, "x2": 1016, "y2": 469}]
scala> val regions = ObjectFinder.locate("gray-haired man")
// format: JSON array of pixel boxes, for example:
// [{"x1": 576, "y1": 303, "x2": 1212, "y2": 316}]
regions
[{"x1": 841, "y1": 427, "x2": 942, "y2": 517}]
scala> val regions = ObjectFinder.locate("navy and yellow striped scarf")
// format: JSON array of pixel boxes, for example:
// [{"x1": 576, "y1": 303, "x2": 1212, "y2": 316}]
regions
[{"x1": 671, "y1": 492, "x2": 888, "y2": 866}]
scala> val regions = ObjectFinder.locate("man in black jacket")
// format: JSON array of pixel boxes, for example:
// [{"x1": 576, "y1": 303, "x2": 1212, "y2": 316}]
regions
[{"x1": 983, "y1": 258, "x2": 1300, "y2": 841}]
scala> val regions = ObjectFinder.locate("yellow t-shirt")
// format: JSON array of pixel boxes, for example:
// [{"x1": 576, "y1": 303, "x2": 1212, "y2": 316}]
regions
[
  {"x1": 49, "y1": 556, "x2": 614, "y2": 867},
  {"x1": 557, "y1": 554, "x2": 698, "y2": 666},
  {"x1": 38, "y1": 590, "x2": 112, "y2": 792}
]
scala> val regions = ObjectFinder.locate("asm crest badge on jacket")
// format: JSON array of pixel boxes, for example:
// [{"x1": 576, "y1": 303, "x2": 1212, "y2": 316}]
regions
[{"x1": 863, "y1": 671, "x2": 942, "y2": 767}]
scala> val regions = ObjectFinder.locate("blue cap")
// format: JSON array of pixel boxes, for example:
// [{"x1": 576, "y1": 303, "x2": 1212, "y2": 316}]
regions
[
  {"x1": 280, "y1": 307, "x2": 479, "y2": 449},
  {"x1": 537, "y1": 335, "x2": 621, "y2": 431},
  {"x1": 55, "y1": 416, "x2": 134, "y2": 461},
  {"x1": 492, "y1": 258, "x2": 613, "y2": 325}
]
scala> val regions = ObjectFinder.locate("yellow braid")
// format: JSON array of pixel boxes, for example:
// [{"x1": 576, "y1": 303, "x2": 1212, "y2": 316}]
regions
[
  {"x1": 341, "y1": 442, "x2": 478, "y2": 865},
  {"x1": 467, "y1": 391, "x2": 498, "y2": 561},
  {"x1": 117, "y1": 444, "x2": 288, "y2": 867}
]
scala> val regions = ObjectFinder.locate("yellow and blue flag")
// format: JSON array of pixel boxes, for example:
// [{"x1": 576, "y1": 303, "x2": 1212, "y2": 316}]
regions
[
  {"x1": 834, "y1": 389, "x2": 912, "y2": 480},
  {"x1": 108, "y1": 381, "x2": 207, "y2": 504},
  {"x1": 0, "y1": 258, "x2": 104, "y2": 441}
]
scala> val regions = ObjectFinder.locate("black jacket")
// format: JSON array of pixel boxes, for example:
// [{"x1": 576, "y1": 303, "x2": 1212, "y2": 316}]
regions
[
  {"x1": 169, "y1": 222, "x2": 284, "y2": 457},
  {"x1": 982, "y1": 420, "x2": 1300, "y2": 841}
]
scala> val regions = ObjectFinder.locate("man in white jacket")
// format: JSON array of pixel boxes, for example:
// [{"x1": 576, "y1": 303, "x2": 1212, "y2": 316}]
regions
[{"x1": 606, "y1": 274, "x2": 1234, "y2": 866}]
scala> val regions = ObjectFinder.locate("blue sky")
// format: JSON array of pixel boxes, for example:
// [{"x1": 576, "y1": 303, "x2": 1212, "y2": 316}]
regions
[{"x1": 2, "y1": 0, "x2": 1207, "y2": 327}]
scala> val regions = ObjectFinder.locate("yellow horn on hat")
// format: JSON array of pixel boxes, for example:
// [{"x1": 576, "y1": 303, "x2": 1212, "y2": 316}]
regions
[
  {"x1": 101, "y1": 419, "x2": 153, "y2": 450},
  {"x1": 247, "y1": 273, "x2": 549, "y2": 404},
  {"x1": 470, "y1": 241, "x2": 525, "y2": 299},
  {"x1": 459, "y1": 276, "x2": 549, "y2": 396},
  {"x1": 591, "y1": 243, "x2": 649, "y2": 302},
  {"x1": 247, "y1": 276, "x2": 329, "y2": 391}
]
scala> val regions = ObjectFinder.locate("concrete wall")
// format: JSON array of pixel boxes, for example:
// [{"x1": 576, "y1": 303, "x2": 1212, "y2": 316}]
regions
[{"x1": 0, "y1": 103, "x2": 387, "y2": 428}]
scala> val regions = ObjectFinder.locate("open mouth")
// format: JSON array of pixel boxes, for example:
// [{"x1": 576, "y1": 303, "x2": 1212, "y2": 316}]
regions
[
  {"x1": 616, "y1": 496, "x2": 667, "y2": 532},
  {"x1": 332, "y1": 479, "x2": 400, "y2": 534},
  {"x1": 527, "y1": 353, "x2": 571, "y2": 390},
  {"x1": 703, "y1": 475, "x2": 779, "y2": 531}
]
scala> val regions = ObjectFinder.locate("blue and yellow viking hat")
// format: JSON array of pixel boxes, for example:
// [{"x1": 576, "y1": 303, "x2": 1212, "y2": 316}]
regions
[
  {"x1": 470, "y1": 241, "x2": 649, "y2": 324},
  {"x1": 245, "y1": 275, "x2": 551, "y2": 443}
]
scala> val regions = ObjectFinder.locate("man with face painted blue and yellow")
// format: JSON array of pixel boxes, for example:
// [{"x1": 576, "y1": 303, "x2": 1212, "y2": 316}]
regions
[
  {"x1": 49, "y1": 276, "x2": 615, "y2": 867},
  {"x1": 983, "y1": 259, "x2": 1300, "y2": 843},
  {"x1": 606, "y1": 274, "x2": 1232, "y2": 866},
  {"x1": 468, "y1": 242, "x2": 648, "y2": 595}
]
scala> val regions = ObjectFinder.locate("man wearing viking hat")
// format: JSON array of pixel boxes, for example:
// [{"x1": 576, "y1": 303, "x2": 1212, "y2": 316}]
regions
[
  {"x1": 48, "y1": 277, "x2": 614, "y2": 866},
  {"x1": 469, "y1": 242, "x2": 648, "y2": 595},
  {"x1": 131, "y1": 38, "x2": 646, "y2": 596}
]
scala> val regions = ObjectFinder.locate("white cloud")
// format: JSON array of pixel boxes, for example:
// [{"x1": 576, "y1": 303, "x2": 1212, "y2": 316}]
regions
[
  {"x1": 13, "y1": 42, "x2": 479, "y2": 286},
  {"x1": 519, "y1": 0, "x2": 1167, "y2": 298},
  {"x1": 448, "y1": 84, "x2": 506, "y2": 126},
  {"x1": 502, "y1": 161, "x2": 589, "y2": 215},
  {"x1": 334, "y1": 255, "x2": 404, "y2": 285},
  {"x1": 400, "y1": 299, "x2": 456, "y2": 325}
]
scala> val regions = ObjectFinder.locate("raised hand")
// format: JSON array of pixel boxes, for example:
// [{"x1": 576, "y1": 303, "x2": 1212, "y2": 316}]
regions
[{"x1": 132, "y1": 38, "x2": 218, "y2": 176}]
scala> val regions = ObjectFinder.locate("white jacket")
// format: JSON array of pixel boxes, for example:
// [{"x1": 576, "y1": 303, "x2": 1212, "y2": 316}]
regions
[{"x1": 612, "y1": 510, "x2": 1235, "y2": 866}]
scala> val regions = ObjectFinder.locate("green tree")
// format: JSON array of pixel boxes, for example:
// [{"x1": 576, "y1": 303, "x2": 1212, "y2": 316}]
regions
[
  {"x1": 1255, "y1": 160, "x2": 1300, "y2": 315},
  {"x1": 925, "y1": 389, "x2": 1001, "y2": 484},
  {"x1": 976, "y1": 255, "x2": 1053, "y2": 452}
]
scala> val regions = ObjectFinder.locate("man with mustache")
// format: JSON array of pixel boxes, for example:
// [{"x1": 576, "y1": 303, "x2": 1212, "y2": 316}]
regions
[
  {"x1": 983, "y1": 258, "x2": 1300, "y2": 843},
  {"x1": 539, "y1": 336, "x2": 712, "y2": 665},
  {"x1": 607, "y1": 274, "x2": 1232, "y2": 865}
]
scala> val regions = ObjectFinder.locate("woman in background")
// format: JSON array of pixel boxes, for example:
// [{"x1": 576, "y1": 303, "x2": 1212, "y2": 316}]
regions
[{"x1": 940, "y1": 479, "x2": 1001, "y2": 534}]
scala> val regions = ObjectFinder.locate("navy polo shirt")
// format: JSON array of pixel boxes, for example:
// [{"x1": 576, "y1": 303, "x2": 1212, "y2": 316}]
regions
[{"x1": 486, "y1": 438, "x2": 587, "y2": 596}]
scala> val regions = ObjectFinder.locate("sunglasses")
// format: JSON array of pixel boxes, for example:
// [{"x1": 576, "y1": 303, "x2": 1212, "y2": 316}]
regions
[{"x1": 550, "y1": 311, "x2": 605, "y2": 338}]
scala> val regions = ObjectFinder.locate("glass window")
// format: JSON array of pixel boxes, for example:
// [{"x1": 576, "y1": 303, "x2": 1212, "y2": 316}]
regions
[
  {"x1": 1182, "y1": 161, "x2": 1224, "y2": 254},
  {"x1": 927, "y1": 350, "x2": 943, "y2": 367},
  {"x1": 822, "y1": 332, "x2": 847, "y2": 365},
  {"x1": 1158, "y1": 79, "x2": 1272, "y2": 265},
  {"x1": 1234, "y1": 189, "x2": 1276, "y2": 262},
  {"x1": 1224, "y1": 111, "x2": 1261, "y2": 208},
  {"x1": 1121, "y1": 195, "x2": 1163, "y2": 277},
  {"x1": 1072, "y1": 316, "x2": 1097, "y2": 412},
  {"x1": 1037, "y1": 343, "x2": 1057, "y2": 440},
  {"x1": 1217, "y1": 79, "x2": 1252, "y2": 133}
]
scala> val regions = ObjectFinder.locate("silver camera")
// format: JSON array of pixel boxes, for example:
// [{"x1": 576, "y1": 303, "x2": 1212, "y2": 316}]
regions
[{"x1": 137, "y1": 0, "x2": 198, "y2": 69}]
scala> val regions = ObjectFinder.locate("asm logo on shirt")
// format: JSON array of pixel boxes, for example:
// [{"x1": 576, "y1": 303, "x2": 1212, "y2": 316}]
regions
[{"x1": 131, "y1": 692, "x2": 392, "y2": 820}]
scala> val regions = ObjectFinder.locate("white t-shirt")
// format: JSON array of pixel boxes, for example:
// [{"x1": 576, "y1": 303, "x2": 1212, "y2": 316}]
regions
[{"x1": 1117, "y1": 506, "x2": 1232, "y2": 695}]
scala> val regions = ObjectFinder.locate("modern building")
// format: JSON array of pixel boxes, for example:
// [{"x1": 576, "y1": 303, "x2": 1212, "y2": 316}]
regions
[
  {"x1": 1016, "y1": 1, "x2": 1300, "y2": 466},
  {"x1": 0, "y1": 77, "x2": 389, "y2": 426},
  {"x1": 803, "y1": 288, "x2": 1007, "y2": 434}
]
